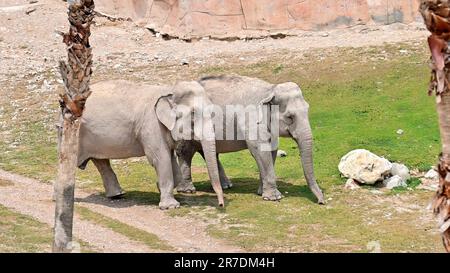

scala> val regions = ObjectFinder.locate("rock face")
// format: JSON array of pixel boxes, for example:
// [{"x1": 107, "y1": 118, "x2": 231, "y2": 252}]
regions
[
  {"x1": 338, "y1": 149, "x2": 392, "y2": 184},
  {"x1": 95, "y1": 0, "x2": 421, "y2": 39}
]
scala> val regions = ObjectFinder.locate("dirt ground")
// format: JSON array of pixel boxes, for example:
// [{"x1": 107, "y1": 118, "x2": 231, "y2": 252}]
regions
[
  {"x1": 0, "y1": 0, "x2": 429, "y2": 83},
  {"x1": 0, "y1": 0, "x2": 442, "y2": 253}
]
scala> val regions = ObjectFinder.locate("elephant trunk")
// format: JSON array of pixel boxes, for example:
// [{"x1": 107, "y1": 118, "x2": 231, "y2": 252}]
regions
[
  {"x1": 200, "y1": 120, "x2": 224, "y2": 207},
  {"x1": 292, "y1": 123, "x2": 325, "y2": 204}
]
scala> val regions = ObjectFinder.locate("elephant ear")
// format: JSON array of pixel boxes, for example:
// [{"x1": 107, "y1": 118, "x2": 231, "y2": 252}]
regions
[
  {"x1": 155, "y1": 95, "x2": 176, "y2": 131},
  {"x1": 259, "y1": 90, "x2": 275, "y2": 105},
  {"x1": 256, "y1": 89, "x2": 275, "y2": 125}
]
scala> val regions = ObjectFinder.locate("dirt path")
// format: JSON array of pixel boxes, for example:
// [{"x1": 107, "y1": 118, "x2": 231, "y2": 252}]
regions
[
  {"x1": 0, "y1": 170, "x2": 155, "y2": 253},
  {"x1": 0, "y1": 169, "x2": 242, "y2": 253}
]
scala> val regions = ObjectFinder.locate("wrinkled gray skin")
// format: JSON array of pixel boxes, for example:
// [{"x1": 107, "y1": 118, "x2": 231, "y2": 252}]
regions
[
  {"x1": 175, "y1": 75, "x2": 325, "y2": 204},
  {"x1": 76, "y1": 80, "x2": 224, "y2": 209}
]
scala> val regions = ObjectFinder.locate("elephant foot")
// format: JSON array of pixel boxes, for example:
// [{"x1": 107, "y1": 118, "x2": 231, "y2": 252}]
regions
[
  {"x1": 220, "y1": 177, "x2": 233, "y2": 190},
  {"x1": 262, "y1": 188, "x2": 283, "y2": 201},
  {"x1": 107, "y1": 191, "x2": 126, "y2": 200},
  {"x1": 105, "y1": 189, "x2": 126, "y2": 199},
  {"x1": 176, "y1": 181, "x2": 196, "y2": 194},
  {"x1": 159, "y1": 197, "x2": 181, "y2": 210}
]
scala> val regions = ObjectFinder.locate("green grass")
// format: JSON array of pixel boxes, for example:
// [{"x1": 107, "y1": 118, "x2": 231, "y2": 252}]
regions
[
  {"x1": 0, "y1": 42, "x2": 445, "y2": 252},
  {"x1": 0, "y1": 205, "x2": 53, "y2": 252},
  {"x1": 0, "y1": 204, "x2": 93, "y2": 253},
  {"x1": 76, "y1": 206, "x2": 174, "y2": 251}
]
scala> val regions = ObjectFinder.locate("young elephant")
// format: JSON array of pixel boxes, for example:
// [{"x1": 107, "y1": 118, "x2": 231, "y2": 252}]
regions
[
  {"x1": 175, "y1": 75, "x2": 325, "y2": 204},
  {"x1": 76, "y1": 80, "x2": 224, "y2": 209}
]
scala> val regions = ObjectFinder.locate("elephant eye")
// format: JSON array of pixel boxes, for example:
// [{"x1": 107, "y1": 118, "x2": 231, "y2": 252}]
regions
[{"x1": 284, "y1": 114, "x2": 294, "y2": 125}]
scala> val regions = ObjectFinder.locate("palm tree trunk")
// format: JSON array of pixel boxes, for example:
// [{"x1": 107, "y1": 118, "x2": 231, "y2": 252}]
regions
[
  {"x1": 420, "y1": 0, "x2": 450, "y2": 253},
  {"x1": 53, "y1": 0, "x2": 95, "y2": 253}
]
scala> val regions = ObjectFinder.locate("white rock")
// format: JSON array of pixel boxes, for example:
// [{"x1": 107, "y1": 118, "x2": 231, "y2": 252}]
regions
[
  {"x1": 277, "y1": 150, "x2": 287, "y2": 158},
  {"x1": 396, "y1": 129, "x2": 404, "y2": 135},
  {"x1": 424, "y1": 169, "x2": 439, "y2": 180},
  {"x1": 344, "y1": 179, "x2": 360, "y2": 190},
  {"x1": 383, "y1": 175, "x2": 407, "y2": 189},
  {"x1": 390, "y1": 163, "x2": 410, "y2": 181},
  {"x1": 338, "y1": 149, "x2": 392, "y2": 184}
]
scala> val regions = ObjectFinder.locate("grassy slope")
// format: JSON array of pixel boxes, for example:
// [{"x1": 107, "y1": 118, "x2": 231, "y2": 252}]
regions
[{"x1": 0, "y1": 42, "x2": 444, "y2": 252}]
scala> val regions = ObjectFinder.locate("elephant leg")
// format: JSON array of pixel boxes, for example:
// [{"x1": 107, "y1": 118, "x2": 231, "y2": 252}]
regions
[
  {"x1": 176, "y1": 145, "x2": 197, "y2": 193},
  {"x1": 258, "y1": 150, "x2": 278, "y2": 195},
  {"x1": 152, "y1": 150, "x2": 180, "y2": 210},
  {"x1": 247, "y1": 141, "x2": 282, "y2": 201},
  {"x1": 92, "y1": 159, "x2": 125, "y2": 199}
]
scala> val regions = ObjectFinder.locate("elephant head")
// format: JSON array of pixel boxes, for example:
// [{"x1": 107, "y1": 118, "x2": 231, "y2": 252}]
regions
[
  {"x1": 261, "y1": 82, "x2": 325, "y2": 204},
  {"x1": 155, "y1": 81, "x2": 224, "y2": 206}
]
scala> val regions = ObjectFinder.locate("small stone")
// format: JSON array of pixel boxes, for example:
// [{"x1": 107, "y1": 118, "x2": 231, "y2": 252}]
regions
[
  {"x1": 383, "y1": 175, "x2": 407, "y2": 190},
  {"x1": 277, "y1": 150, "x2": 287, "y2": 158},
  {"x1": 396, "y1": 129, "x2": 404, "y2": 135},
  {"x1": 424, "y1": 169, "x2": 439, "y2": 180},
  {"x1": 181, "y1": 59, "x2": 189, "y2": 66},
  {"x1": 344, "y1": 179, "x2": 360, "y2": 190},
  {"x1": 390, "y1": 163, "x2": 410, "y2": 181}
]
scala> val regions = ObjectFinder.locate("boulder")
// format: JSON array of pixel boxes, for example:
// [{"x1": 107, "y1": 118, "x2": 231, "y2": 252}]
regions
[
  {"x1": 338, "y1": 149, "x2": 392, "y2": 184},
  {"x1": 390, "y1": 163, "x2": 410, "y2": 182},
  {"x1": 383, "y1": 175, "x2": 407, "y2": 189}
]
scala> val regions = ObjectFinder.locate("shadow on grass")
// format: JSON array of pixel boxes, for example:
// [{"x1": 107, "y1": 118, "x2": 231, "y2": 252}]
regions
[
  {"x1": 76, "y1": 176, "x2": 323, "y2": 210},
  {"x1": 193, "y1": 178, "x2": 324, "y2": 204},
  {"x1": 76, "y1": 189, "x2": 233, "y2": 209}
]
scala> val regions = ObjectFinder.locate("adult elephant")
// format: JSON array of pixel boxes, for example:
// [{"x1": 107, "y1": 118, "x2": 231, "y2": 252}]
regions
[
  {"x1": 73, "y1": 80, "x2": 224, "y2": 209},
  {"x1": 175, "y1": 75, "x2": 325, "y2": 204}
]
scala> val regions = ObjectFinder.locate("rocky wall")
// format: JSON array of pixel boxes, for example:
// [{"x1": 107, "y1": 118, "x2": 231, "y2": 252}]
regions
[{"x1": 95, "y1": 0, "x2": 422, "y2": 39}]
